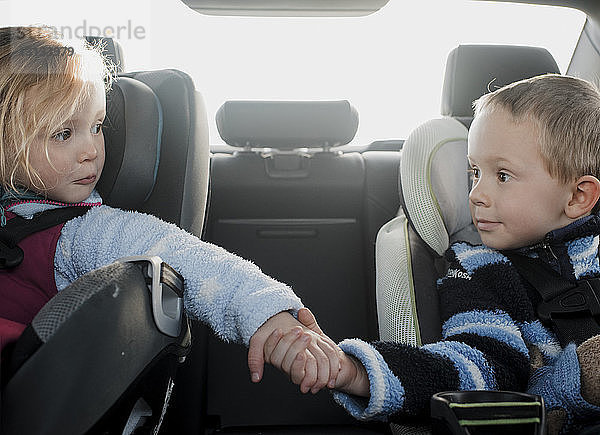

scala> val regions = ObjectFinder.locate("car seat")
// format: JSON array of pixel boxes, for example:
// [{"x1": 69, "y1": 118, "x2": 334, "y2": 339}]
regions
[
  {"x1": 1, "y1": 37, "x2": 210, "y2": 435},
  {"x1": 374, "y1": 45, "x2": 560, "y2": 434}
]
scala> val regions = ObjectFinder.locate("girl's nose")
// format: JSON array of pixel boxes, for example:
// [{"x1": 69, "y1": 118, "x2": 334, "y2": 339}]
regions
[{"x1": 78, "y1": 141, "x2": 98, "y2": 163}]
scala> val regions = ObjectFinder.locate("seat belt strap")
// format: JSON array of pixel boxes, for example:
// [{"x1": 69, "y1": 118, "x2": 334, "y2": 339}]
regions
[
  {"x1": 507, "y1": 253, "x2": 600, "y2": 346},
  {"x1": 0, "y1": 206, "x2": 91, "y2": 269}
]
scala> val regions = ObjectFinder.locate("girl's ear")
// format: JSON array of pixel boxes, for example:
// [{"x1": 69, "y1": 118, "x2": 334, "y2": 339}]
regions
[{"x1": 566, "y1": 175, "x2": 600, "y2": 219}]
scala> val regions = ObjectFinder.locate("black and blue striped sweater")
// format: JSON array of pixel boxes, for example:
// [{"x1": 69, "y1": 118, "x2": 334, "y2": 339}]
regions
[{"x1": 333, "y1": 214, "x2": 600, "y2": 432}]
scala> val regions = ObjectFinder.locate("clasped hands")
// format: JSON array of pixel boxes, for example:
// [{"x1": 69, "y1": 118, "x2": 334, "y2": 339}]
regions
[{"x1": 247, "y1": 308, "x2": 369, "y2": 397}]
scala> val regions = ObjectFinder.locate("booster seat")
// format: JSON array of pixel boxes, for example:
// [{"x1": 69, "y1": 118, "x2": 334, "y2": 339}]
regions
[
  {"x1": 374, "y1": 45, "x2": 559, "y2": 434},
  {"x1": 1, "y1": 37, "x2": 210, "y2": 434}
]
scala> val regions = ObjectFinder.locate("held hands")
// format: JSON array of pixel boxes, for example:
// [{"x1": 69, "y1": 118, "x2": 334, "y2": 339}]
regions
[
  {"x1": 262, "y1": 308, "x2": 370, "y2": 396},
  {"x1": 247, "y1": 309, "x2": 341, "y2": 392}
]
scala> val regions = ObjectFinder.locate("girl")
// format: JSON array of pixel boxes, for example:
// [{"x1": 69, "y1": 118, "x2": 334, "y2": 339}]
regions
[{"x1": 0, "y1": 25, "x2": 340, "y2": 389}]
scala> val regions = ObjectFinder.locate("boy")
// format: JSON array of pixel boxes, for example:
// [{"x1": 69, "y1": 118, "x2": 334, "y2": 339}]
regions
[{"x1": 264, "y1": 74, "x2": 600, "y2": 434}]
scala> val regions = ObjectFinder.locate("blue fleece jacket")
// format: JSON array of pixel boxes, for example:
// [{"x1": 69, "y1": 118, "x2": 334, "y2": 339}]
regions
[
  {"x1": 333, "y1": 215, "x2": 600, "y2": 433},
  {"x1": 5, "y1": 191, "x2": 303, "y2": 345}
]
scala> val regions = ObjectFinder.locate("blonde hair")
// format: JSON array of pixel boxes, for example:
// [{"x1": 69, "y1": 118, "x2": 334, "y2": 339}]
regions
[
  {"x1": 473, "y1": 74, "x2": 600, "y2": 185},
  {"x1": 0, "y1": 26, "x2": 114, "y2": 193}
]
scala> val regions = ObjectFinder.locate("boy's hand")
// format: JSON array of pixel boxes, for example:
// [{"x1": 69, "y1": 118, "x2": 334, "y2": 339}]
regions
[{"x1": 248, "y1": 310, "x2": 340, "y2": 391}]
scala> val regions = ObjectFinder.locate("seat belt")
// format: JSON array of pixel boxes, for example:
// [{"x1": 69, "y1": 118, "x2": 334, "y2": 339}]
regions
[
  {"x1": 0, "y1": 206, "x2": 91, "y2": 269},
  {"x1": 507, "y1": 253, "x2": 600, "y2": 347}
]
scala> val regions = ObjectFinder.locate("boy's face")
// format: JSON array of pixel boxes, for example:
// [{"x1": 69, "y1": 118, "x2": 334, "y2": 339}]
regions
[
  {"x1": 26, "y1": 81, "x2": 106, "y2": 204},
  {"x1": 467, "y1": 108, "x2": 574, "y2": 250}
]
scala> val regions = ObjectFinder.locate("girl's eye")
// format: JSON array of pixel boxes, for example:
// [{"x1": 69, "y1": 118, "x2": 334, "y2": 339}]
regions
[
  {"x1": 53, "y1": 129, "x2": 72, "y2": 141},
  {"x1": 91, "y1": 122, "x2": 103, "y2": 135},
  {"x1": 498, "y1": 172, "x2": 511, "y2": 183}
]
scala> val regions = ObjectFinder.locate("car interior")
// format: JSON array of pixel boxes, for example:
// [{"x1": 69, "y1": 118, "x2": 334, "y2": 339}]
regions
[{"x1": 2, "y1": 0, "x2": 600, "y2": 434}]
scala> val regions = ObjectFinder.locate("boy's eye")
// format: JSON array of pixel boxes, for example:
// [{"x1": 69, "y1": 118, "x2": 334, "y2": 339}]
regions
[
  {"x1": 469, "y1": 167, "x2": 480, "y2": 179},
  {"x1": 53, "y1": 129, "x2": 72, "y2": 141},
  {"x1": 91, "y1": 122, "x2": 103, "y2": 135},
  {"x1": 498, "y1": 172, "x2": 511, "y2": 183}
]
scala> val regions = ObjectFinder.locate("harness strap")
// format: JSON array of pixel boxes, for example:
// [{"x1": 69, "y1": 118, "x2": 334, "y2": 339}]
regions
[
  {"x1": 0, "y1": 206, "x2": 91, "y2": 269},
  {"x1": 507, "y1": 253, "x2": 600, "y2": 347}
]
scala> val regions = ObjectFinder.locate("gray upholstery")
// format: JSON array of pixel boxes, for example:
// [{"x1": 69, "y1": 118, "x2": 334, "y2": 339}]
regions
[
  {"x1": 216, "y1": 100, "x2": 359, "y2": 149},
  {"x1": 98, "y1": 77, "x2": 162, "y2": 209},
  {"x1": 99, "y1": 69, "x2": 210, "y2": 237},
  {"x1": 205, "y1": 99, "x2": 382, "y2": 432},
  {"x1": 441, "y1": 44, "x2": 560, "y2": 125}
]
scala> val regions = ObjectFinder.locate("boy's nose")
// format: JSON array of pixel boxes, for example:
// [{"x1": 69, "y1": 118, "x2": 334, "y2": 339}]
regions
[{"x1": 469, "y1": 180, "x2": 489, "y2": 206}]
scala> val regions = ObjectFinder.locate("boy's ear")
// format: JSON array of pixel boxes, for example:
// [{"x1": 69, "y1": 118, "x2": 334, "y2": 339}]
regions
[{"x1": 565, "y1": 175, "x2": 600, "y2": 219}]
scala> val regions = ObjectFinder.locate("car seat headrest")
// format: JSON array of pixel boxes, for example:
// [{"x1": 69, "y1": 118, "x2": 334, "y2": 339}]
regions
[
  {"x1": 216, "y1": 100, "x2": 359, "y2": 149},
  {"x1": 441, "y1": 44, "x2": 560, "y2": 125},
  {"x1": 97, "y1": 76, "x2": 162, "y2": 209},
  {"x1": 400, "y1": 118, "x2": 480, "y2": 256}
]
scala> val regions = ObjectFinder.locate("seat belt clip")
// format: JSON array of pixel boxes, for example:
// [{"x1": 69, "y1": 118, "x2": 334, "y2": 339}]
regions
[{"x1": 537, "y1": 279, "x2": 600, "y2": 322}]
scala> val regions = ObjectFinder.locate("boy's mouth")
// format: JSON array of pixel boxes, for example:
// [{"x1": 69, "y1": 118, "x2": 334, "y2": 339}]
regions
[{"x1": 475, "y1": 218, "x2": 500, "y2": 231}]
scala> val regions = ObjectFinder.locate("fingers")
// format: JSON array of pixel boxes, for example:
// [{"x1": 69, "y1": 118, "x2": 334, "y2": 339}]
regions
[
  {"x1": 256, "y1": 309, "x2": 341, "y2": 395},
  {"x1": 265, "y1": 327, "x2": 315, "y2": 391},
  {"x1": 248, "y1": 331, "x2": 267, "y2": 383},
  {"x1": 300, "y1": 352, "x2": 317, "y2": 394},
  {"x1": 297, "y1": 307, "x2": 323, "y2": 335},
  {"x1": 314, "y1": 335, "x2": 341, "y2": 389},
  {"x1": 264, "y1": 327, "x2": 335, "y2": 395},
  {"x1": 290, "y1": 350, "x2": 307, "y2": 385},
  {"x1": 264, "y1": 326, "x2": 303, "y2": 370},
  {"x1": 297, "y1": 308, "x2": 340, "y2": 389}
]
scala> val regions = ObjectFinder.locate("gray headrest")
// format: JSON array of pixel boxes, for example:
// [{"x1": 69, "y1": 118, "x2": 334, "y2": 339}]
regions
[
  {"x1": 97, "y1": 77, "x2": 162, "y2": 208},
  {"x1": 441, "y1": 45, "x2": 560, "y2": 121},
  {"x1": 216, "y1": 100, "x2": 358, "y2": 149}
]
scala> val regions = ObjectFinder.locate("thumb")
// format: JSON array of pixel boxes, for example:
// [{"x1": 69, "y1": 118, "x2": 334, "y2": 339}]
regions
[
  {"x1": 298, "y1": 307, "x2": 323, "y2": 335},
  {"x1": 247, "y1": 334, "x2": 265, "y2": 383}
]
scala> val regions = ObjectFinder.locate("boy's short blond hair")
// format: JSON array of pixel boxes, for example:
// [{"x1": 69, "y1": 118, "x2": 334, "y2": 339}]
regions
[
  {"x1": 473, "y1": 74, "x2": 600, "y2": 185},
  {"x1": 0, "y1": 26, "x2": 114, "y2": 194}
]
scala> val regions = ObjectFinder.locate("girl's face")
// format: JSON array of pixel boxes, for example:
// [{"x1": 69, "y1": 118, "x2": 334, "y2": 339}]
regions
[{"x1": 27, "y1": 81, "x2": 106, "y2": 204}]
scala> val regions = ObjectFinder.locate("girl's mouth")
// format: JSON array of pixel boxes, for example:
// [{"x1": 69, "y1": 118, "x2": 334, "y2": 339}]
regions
[{"x1": 75, "y1": 175, "x2": 96, "y2": 185}]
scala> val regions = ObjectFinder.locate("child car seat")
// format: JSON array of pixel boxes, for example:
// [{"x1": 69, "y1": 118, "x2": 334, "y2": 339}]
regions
[
  {"x1": 1, "y1": 257, "x2": 190, "y2": 435},
  {"x1": 376, "y1": 43, "x2": 560, "y2": 347},
  {"x1": 374, "y1": 45, "x2": 559, "y2": 434},
  {"x1": 1, "y1": 37, "x2": 210, "y2": 434}
]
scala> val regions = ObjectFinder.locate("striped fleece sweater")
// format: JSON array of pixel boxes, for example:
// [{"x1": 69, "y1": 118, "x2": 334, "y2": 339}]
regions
[{"x1": 333, "y1": 214, "x2": 600, "y2": 433}]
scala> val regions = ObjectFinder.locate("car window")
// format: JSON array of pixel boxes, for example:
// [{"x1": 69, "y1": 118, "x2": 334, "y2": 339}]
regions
[{"x1": 1, "y1": 0, "x2": 586, "y2": 146}]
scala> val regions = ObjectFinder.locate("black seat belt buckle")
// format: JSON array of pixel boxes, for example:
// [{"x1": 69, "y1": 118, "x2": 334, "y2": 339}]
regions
[
  {"x1": 118, "y1": 255, "x2": 185, "y2": 338},
  {"x1": 0, "y1": 241, "x2": 24, "y2": 269},
  {"x1": 537, "y1": 279, "x2": 600, "y2": 322},
  {"x1": 431, "y1": 391, "x2": 546, "y2": 435}
]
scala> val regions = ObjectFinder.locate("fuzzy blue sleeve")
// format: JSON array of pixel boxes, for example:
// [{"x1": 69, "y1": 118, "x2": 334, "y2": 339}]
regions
[
  {"x1": 331, "y1": 338, "x2": 405, "y2": 421},
  {"x1": 54, "y1": 205, "x2": 303, "y2": 345}
]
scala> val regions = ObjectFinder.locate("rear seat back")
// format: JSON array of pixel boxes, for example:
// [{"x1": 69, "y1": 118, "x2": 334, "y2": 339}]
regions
[{"x1": 205, "y1": 100, "x2": 380, "y2": 430}]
